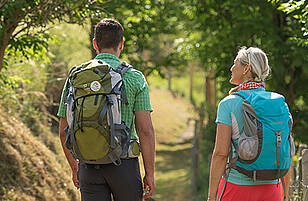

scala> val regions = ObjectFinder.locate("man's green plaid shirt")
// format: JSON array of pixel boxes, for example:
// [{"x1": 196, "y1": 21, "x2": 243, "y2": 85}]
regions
[{"x1": 57, "y1": 53, "x2": 153, "y2": 139}]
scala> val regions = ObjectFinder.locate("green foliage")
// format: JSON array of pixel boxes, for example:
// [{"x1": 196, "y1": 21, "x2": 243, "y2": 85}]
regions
[
  {"x1": 0, "y1": 73, "x2": 27, "y2": 111},
  {"x1": 45, "y1": 23, "x2": 92, "y2": 131},
  {"x1": 7, "y1": 32, "x2": 50, "y2": 61},
  {"x1": 173, "y1": 0, "x2": 308, "y2": 198},
  {"x1": 48, "y1": 23, "x2": 92, "y2": 68},
  {"x1": 0, "y1": 0, "x2": 105, "y2": 70},
  {"x1": 88, "y1": 0, "x2": 189, "y2": 76},
  {"x1": 182, "y1": 0, "x2": 308, "y2": 142},
  {"x1": 0, "y1": 67, "x2": 48, "y2": 135},
  {"x1": 267, "y1": 0, "x2": 308, "y2": 48},
  {"x1": 276, "y1": 0, "x2": 308, "y2": 46},
  {"x1": 1, "y1": 1, "x2": 308, "y2": 200}
]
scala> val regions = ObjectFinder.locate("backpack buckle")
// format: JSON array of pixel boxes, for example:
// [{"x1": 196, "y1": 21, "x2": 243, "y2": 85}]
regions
[{"x1": 106, "y1": 95, "x2": 113, "y2": 104}]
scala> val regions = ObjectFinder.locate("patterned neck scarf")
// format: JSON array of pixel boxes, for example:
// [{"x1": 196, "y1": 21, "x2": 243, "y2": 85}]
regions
[{"x1": 229, "y1": 82, "x2": 265, "y2": 95}]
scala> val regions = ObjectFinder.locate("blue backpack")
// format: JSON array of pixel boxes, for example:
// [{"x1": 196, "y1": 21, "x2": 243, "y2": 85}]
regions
[{"x1": 219, "y1": 89, "x2": 295, "y2": 201}]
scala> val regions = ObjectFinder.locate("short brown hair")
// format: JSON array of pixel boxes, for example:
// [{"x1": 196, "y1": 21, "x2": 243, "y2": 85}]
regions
[{"x1": 94, "y1": 18, "x2": 124, "y2": 52}]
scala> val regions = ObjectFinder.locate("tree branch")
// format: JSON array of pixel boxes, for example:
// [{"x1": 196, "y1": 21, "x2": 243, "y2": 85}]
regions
[
  {"x1": 90, "y1": 6, "x2": 110, "y2": 15},
  {"x1": 0, "y1": 0, "x2": 7, "y2": 10},
  {"x1": 11, "y1": 25, "x2": 30, "y2": 39}
]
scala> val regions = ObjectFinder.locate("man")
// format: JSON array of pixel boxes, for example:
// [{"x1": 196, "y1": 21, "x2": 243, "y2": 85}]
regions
[{"x1": 58, "y1": 18, "x2": 155, "y2": 201}]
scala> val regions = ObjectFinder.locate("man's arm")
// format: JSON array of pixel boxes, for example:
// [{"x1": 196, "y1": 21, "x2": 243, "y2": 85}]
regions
[
  {"x1": 135, "y1": 110, "x2": 155, "y2": 199},
  {"x1": 59, "y1": 117, "x2": 79, "y2": 188}
]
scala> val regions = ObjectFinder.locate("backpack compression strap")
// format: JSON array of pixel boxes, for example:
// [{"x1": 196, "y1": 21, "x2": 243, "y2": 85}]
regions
[
  {"x1": 105, "y1": 95, "x2": 116, "y2": 149},
  {"x1": 117, "y1": 62, "x2": 135, "y2": 153}
]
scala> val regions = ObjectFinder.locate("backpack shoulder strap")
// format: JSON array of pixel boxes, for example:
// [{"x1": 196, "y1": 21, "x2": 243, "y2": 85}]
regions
[
  {"x1": 232, "y1": 90, "x2": 250, "y2": 100},
  {"x1": 114, "y1": 62, "x2": 133, "y2": 106},
  {"x1": 64, "y1": 66, "x2": 79, "y2": 100},
  {"x1": 115, "y1": 62, "x2": 133, "y2": 76}
]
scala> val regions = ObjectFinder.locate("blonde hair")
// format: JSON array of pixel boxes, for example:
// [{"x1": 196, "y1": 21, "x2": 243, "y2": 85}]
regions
[{"x1": 236, "y1": 47, "x2": 271, "y2": 82}]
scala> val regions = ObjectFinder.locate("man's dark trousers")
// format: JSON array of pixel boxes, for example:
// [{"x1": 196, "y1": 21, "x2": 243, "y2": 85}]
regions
[{"x1": 78, "y1": 158, "x2": 143, "y2": 201}]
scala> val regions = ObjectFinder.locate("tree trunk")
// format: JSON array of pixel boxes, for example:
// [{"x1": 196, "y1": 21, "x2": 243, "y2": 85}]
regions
[
  {"x1": 302, "y1": 149, "x2": 308, "y2": 201},
  {"x1": 167, "y1": 68, "x2": 171, "y2": 91},
  {"x1": 89, "y1": 18, "x2": 97, "y2": 59},
  {"x1": 205, "y1": 70, "x2": 216, "y2": 106},
  {"x1": 0, "y1": 38, "x2": 8, "y2": 71},
  {"x1": 192, "y1": 120, "x2": 199, "y2": 195},
  {"x1": 285, "y1": 66, "x2": 297, "y2": 108},
  {"x1": 0, "y1": 18, "x2": 19, "y2": 71}
]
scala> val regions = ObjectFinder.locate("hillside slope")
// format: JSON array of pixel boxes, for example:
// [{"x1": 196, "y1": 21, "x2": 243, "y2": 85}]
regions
[{"x1": 0, "y1": 108, "x2": 80, "y2": 201}]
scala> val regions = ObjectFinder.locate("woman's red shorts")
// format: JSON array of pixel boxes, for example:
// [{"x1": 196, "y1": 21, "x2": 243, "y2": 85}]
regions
[{"x1": 217, "y1": 178, "x2": 283, "y2": 201}]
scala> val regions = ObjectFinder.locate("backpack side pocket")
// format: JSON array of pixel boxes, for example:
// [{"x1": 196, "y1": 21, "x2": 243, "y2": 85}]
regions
[{"x1": 237, "y1": 101, "x2": 262, "y2": 162}]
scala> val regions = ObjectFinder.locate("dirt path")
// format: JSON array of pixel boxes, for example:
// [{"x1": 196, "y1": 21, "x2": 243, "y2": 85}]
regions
[
  {"x1": 154, "y1": 120, "x2": 195, "y2": 201},
  {"x1": 143, "y1": 88, "x2": 196, "y2": 201}
]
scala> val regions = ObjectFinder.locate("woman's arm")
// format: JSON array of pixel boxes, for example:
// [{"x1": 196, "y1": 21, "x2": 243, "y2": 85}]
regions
[{"x1": 207, "y1": 123, "x2": 232, "y2": 201}]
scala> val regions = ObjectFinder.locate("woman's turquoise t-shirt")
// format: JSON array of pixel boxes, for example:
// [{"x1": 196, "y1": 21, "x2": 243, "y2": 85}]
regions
[{"x1": 215, "y1": 88, "x2": 279, "y2": 185}]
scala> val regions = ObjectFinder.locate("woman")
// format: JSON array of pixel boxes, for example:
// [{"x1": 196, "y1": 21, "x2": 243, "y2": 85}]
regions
[{"x1": 207, "y1": 47, "x2": 291, "y2": 201}]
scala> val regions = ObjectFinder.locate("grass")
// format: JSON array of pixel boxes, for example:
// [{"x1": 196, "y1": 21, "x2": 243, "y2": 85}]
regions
[
  {"x1": 149, "y1": 87, "x2": 194, "y2": 143},
  {"x1": 0, "y1": 107, "x2": 80, "y2": 201},
  {"x1": 154, "y1": 142, "x2": 193, "y2": 201},
  {"x1": 147, "y1": 69, "x2": 206, "y2": 106}
]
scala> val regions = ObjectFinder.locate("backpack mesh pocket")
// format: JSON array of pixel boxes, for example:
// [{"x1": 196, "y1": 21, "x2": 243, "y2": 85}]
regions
[{"x1": 237, "y1": 101, "x2": 261, "y2": 161}]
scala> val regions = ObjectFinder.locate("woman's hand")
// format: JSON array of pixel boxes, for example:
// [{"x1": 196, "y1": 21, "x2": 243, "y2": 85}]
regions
[{"x1": 207, "y1": 198, "x2": 216, "y2": 201}]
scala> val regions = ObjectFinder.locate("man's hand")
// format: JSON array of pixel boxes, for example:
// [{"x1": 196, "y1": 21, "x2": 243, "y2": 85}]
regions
[
  {"x1": 143, "y1": 174, "x2": 155, "y2": 199},
  {"x1": 135, "y1": 110, "x2": 155, "y2": 199},
  {"x1": 72, "y1": 163, "x2": 79, "y2": 188}
]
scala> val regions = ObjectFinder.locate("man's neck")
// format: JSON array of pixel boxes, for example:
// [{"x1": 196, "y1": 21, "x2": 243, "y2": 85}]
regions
[{"x1": 99, "y1": 48, "x2": 120, "y2": 58}]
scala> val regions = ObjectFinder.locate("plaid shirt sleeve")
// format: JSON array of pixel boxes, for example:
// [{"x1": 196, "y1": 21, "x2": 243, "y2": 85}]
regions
[
  {"x1": 57, "y1": 79, "x2": 68, "y2": 117},
  {"x1": 133, "y1": 73, "x2": 153, "y2": 112}
]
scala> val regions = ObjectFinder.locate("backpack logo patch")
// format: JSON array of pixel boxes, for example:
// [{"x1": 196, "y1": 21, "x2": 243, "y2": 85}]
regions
[{"x1": 90, "y1": 81, "x2": 101, "y2": 92}]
